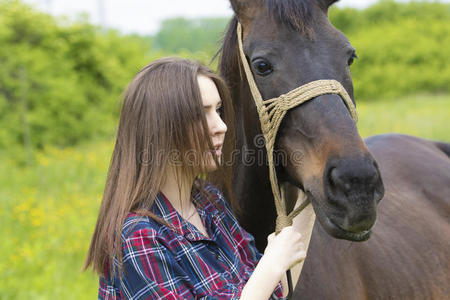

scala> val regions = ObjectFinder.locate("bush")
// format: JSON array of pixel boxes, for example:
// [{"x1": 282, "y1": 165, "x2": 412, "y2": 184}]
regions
[
  {"x1": 154, "y1": 17, "x2": 229, "y2": 55},
  {"x1": 1, "y1": 0, "x2": 448, "y2": 165},
  {"x1": 329, "y1": 0, "x2": 450, "y2": 100},
  {"x1": 0, "y1": 0, "x2": 153, "y2": 164}
]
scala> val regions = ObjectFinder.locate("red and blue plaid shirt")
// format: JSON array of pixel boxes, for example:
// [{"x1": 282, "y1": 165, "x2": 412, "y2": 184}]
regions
[{"x1": 98, "y1": 182, "x2": 283, "y2": 299}]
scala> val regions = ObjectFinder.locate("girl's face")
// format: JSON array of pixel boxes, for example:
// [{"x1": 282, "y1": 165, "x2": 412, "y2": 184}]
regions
[{"x1": 198, "y1": 75, "x2": 228, "y2": 171}]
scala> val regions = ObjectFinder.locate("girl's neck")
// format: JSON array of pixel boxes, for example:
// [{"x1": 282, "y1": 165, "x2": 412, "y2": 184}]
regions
[{"x1": 160, "y1": 167, "x2": 196, "y2": 215}]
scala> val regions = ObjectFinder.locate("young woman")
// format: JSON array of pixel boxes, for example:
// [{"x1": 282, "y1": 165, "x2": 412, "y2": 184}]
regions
[{"x1": 84, "y1": 57, "x2": 306, "y2": 299}]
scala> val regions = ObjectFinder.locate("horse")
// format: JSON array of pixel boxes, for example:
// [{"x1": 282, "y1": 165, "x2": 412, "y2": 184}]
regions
[{"x1": 218, "y1": 0, "x2": 450, "y2": 298}]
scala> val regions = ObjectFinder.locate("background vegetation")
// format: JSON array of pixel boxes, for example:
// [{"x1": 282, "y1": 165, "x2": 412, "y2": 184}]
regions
[
  {"x1": 329, "y1": 0, "x2": 450, "y2": 100},
  {"x1": 0, "y1": 0, "x2": 449, "y2": 299}
]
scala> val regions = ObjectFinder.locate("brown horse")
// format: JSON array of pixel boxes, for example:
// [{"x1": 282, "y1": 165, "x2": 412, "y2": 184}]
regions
[{"x1": 218, "y1": 0, "x2": 450, "y2": 298}]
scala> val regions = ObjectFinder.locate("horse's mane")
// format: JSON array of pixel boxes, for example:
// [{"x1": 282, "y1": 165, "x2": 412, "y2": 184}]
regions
[{"x1": 217, "y1": 16, "x2": 240, "y2": 93}]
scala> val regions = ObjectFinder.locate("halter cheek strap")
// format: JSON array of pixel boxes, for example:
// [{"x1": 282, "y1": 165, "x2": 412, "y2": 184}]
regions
[{"x1": 236, "y1": 22, "x2": 358, "y2": 231}]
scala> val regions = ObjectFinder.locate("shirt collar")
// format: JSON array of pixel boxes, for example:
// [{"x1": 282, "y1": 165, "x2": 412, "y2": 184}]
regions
[{"x1": 152, "y1": 183, "x2": 214, "y2": 241}]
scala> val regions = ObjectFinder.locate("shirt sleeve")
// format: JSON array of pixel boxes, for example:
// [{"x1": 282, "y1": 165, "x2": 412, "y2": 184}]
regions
[
  {"x1": 119, "y1": 227, "x2": 195, "y2": 300},
  {"x1": 213, "y1": 188, "x2": 284, "y2": 299}
]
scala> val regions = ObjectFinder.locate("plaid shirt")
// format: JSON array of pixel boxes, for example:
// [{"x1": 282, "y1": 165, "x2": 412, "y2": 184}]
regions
[{"x1": 99, "y1": 182, "x2": 283, "y2": 299}]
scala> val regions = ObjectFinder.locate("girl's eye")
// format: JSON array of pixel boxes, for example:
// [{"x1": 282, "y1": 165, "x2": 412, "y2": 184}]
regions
[{"x1": 216, "y1": 106, "x2": 223, "y2": 115}]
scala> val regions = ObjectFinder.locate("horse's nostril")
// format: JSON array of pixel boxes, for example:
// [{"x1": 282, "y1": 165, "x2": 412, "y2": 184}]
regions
[
  {"x1": 328, "y1": 167, "x2": 336, "y2": 187},
  {"x1": 326, "y1": 167, "x2": 348, "y2": 208},
  {"x1": 330, "y1": 167, "x2": 351, "y2": 192},
  {"x1": 325, "y1": 158, "x2": 383, "y2": 208}
]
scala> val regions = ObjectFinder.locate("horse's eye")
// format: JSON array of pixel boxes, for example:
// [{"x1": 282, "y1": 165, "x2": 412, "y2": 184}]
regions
[
  {"x1": 348, "y1": 51, "x2": 358, "y2": 66},
  {"x1": 252, "y1": 59, "x2": 273, "y2": 76}
]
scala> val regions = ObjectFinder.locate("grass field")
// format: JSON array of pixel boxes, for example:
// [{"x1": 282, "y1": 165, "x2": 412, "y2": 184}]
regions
[
  {"x1": 1, "y1": 94, "x2": 449, "y2": 299},
  {"x1": 357, "y1": 94, "x2": 450, "y2": 140}
]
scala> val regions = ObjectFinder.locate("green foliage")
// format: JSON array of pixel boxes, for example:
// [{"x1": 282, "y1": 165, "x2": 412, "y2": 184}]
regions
[
  {"x1": 153, "y1": 1, "x2": 450, "y2": 101},
  {"x1": 0, "y1": 0, "x2": 154, "y2": 164},
  {"x1": 154, "y1": 17, "x2": 229, "y2": 55},
  {"x1": 0, "y1": 141, "x2": 112, "y2": 299},
  {"x1": 0, "y1": 0, "x2": 449, "y2": 166},
  {"x1": 329, "y1": 0, "x2": 450, "y2": 100},
  {"x1": 357, "y1": 94, "x2": 450, "y2": 140}
]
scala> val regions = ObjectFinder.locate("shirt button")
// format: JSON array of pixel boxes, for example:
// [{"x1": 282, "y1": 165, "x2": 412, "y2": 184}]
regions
[{"x1": 186, "y1": 233, "x2": 194, "y2": 240}]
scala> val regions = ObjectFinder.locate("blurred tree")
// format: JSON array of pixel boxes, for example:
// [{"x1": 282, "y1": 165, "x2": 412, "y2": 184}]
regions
[
  {"x1": 0, "y1": 0, "x2": 449, "y2": 165},
  {"x1": 154, "y1": 17, "x2": 229, "y2": 55},
  {"x1": 0, "y1": 0, "x2": 153, "y2": 165},
  {"x1": 329, "y1": 0, "x2": 450, "y2": 100}
]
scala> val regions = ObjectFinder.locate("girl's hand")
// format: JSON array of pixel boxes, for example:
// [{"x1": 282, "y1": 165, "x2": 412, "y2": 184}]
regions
[
  {"x1": 263, "y1": 226, "x2": 306, "y2": 273},
  {"x1": 240, "y1": 226, "x2": 306, "y2": 299}
]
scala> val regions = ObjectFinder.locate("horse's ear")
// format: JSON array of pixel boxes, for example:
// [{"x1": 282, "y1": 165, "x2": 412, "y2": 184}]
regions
[
  {"x1": 229, "y1": 0, "x2": 259, "y2": 25},
  {"x1": 318, "y1": 0, "x2": 339, "y2": 11}
]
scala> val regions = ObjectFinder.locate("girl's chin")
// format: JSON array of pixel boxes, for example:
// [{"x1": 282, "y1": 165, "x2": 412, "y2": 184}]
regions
[
  {"x1": 205, "y1": 156, "x2": 222, "y2": 171},
  {"x1": 208, "y1": 149, "x2": 222, "y2": 159}
]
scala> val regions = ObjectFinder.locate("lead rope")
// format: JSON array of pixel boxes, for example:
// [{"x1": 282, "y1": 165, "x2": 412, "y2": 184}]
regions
[{"x1": 236, "y1": 22, "x2": 358, "y2": 300}]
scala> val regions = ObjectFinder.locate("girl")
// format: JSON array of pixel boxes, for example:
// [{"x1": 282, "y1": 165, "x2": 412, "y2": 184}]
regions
[{"x1": 84, "y1": 57, "x2": 305, "y2": 299}]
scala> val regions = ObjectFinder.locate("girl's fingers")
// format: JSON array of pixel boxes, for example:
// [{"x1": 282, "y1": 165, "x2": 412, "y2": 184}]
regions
[
  {"x1": 267, "y1": 232, "x2": 275, "y2": 242},
  {"x1": 264, "y1": 228, "x2": 308, "y2": 271},
  {"x1": 288, "y1": 250, "x2": 307, "y2": 269}
]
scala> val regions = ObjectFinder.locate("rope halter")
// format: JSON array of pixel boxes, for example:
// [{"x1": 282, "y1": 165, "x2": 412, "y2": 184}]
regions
[{"x1": 236, "y1": 22, "x2": 358, "y2": 232}]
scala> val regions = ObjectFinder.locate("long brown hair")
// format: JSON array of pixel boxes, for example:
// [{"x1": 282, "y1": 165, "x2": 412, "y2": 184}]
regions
[{"x1": 84, "y1": 57, "x2": 235, "y2": 276}]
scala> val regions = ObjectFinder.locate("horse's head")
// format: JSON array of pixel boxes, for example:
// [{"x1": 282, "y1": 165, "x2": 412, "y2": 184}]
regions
[{"x1": 225, "y1": 0, "x2": 384, "y2": 241}]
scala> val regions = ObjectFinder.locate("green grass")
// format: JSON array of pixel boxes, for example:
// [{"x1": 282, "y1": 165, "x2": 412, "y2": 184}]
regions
[
  {"x1": 0, "y1": 143, "x2": 113, "y2": 299},
  {"x1": 357, "y1": 94, "x2": 450, "y2": 141},
  {"x1": 0, "y1": 94, "x2": 449, "y2": 299}
]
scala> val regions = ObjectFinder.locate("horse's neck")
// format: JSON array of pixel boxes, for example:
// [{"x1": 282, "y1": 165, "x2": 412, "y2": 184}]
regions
[
  {"x1": 232, "y1": 89, "x2": 278, "y2": 249},
  {"x1": 233, "y1": 83, "x2": 259, "y2": 144}
]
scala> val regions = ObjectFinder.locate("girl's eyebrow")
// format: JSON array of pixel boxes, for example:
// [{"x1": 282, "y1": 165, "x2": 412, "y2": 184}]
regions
[{"x1": 203, "y1": 101, "x2": 222, "y2": 109}]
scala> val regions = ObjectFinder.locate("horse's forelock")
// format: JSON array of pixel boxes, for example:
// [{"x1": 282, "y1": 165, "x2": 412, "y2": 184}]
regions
[
  {"x1": 265, "y1": 0, "x2": 315, "y2": 35},
  {"x1": 219, "y1": 0, "x2": 317, "y2": 81}
]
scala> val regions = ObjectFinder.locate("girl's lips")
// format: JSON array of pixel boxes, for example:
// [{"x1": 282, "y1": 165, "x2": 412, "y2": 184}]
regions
[
  {"x1": 211, "y1": 146, "x2": 222, "y2": 156},
  {"x1": 213, "y1": 143, "x2": 223, "y2": 156}
]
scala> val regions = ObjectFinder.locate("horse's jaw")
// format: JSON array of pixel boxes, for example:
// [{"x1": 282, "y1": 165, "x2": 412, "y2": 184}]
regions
[
  {"x1": 285, "y1": 177, "x2": 376, "y2": 242},
  {"x1": 306, "y1": 189, "x2": 374, "y2": 242}
]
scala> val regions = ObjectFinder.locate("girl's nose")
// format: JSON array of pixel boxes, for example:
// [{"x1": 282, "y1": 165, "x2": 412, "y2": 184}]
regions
[{"x1": 210, "y1": 113, "x2": 227, "y2": 135}]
